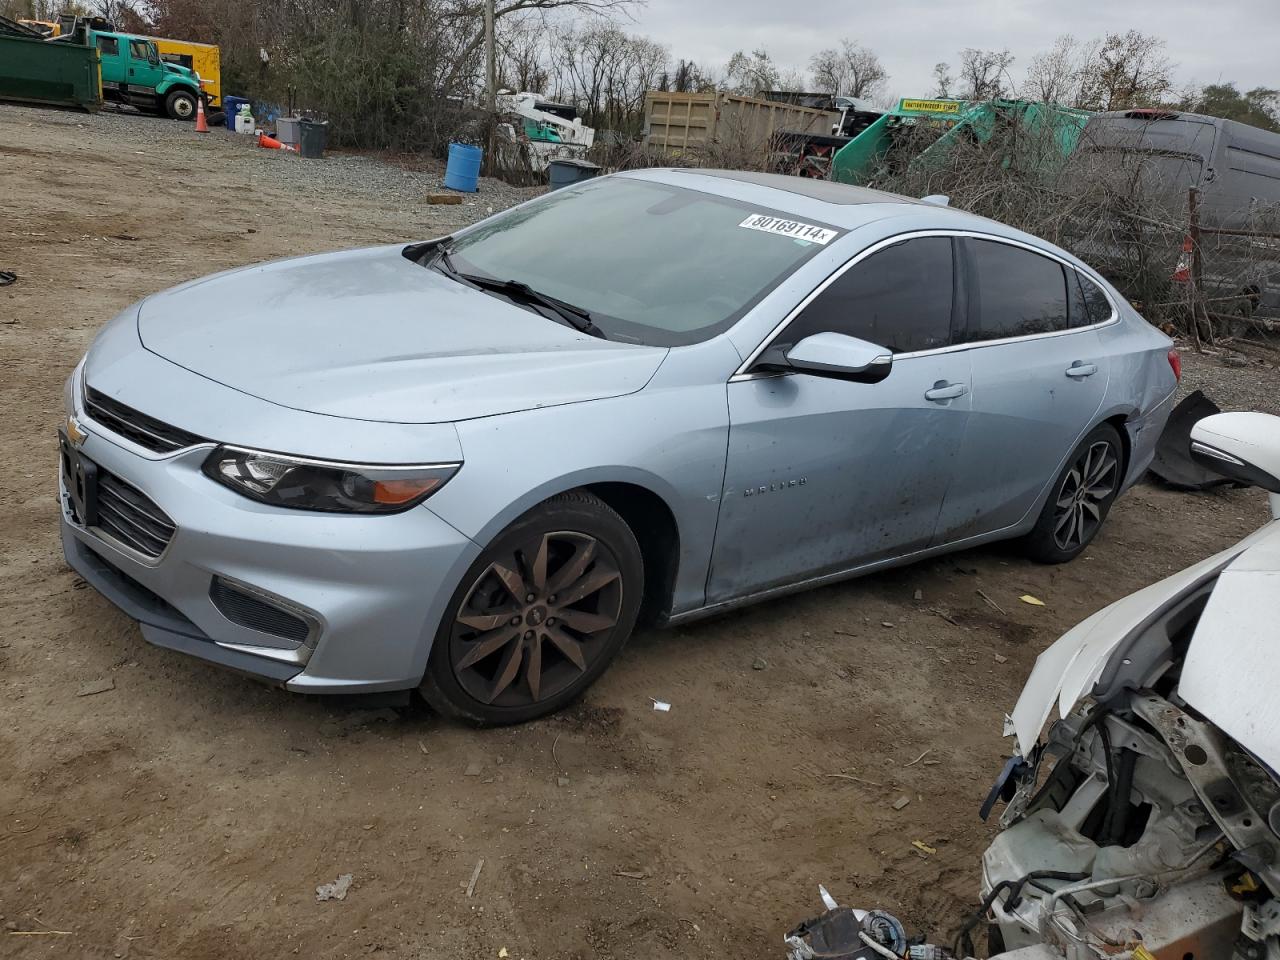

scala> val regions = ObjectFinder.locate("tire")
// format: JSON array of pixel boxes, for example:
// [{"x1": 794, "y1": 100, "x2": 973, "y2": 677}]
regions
[
  {"x1": 164, "y1": 88, "x2": 198, "y2": 121},
  {"x1": 206, "y1": 109, "x2": 225, "y2": 127},
  {"x1": 1022, "y1": 423, "x2": 1124, "y2": 564},
  {"x1": 419, "y1": 491, "x2": 644, "y2": 725}
]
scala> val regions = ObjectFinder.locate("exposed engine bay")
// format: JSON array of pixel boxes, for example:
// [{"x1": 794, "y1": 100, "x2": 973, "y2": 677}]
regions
[
  {"x1": 784, "y1": 437, "x2": 1280, "y2": 960},
  {"x1": 785, "y1": 631, "x2": 1280, "y2": 960}
]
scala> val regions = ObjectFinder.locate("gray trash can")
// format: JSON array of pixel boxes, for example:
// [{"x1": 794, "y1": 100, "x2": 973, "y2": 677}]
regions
[
  {"x1": 547, "y1": 158, "x2": 600, "y2": 191},
  {"x1": 298, "y1": 118, "x2": 329, "y2": 159}
]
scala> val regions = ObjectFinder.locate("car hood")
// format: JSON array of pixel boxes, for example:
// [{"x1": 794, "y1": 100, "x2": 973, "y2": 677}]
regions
[
  {"x1": 1010, "y1": 518, "x2": 1280, "y2": 770},
  {"x1": 137, "y1": 245, "x2": 668, "y2": 424}
]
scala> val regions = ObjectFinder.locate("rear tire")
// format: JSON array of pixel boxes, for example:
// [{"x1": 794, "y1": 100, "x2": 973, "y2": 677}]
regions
[
  {"x1": 165, "y1": 88, "x2": 198, "y2": 121},
  {"x1": 1022, "y1": 423, "x2": 1124, "y2": 564},
  {"x1": 419, "y1": 491, "x2": 643, "y2": 725}
]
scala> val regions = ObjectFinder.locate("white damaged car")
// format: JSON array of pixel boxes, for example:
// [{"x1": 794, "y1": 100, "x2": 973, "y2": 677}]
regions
[
  {"x1": 981, "y1": 410, "x2": 1280, "y2": 959},
  {"x1": 784, "y1": 411, "x2": 1280, "y2": 960}
]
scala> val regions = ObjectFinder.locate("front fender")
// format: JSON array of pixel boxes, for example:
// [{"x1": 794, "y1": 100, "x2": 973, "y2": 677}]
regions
[
  {"x1": 155, "y1": 77, "x2": 197, "y2": 98},
  {"x1": 424, "y1": 355, "x2": 735, "y2": 620}
]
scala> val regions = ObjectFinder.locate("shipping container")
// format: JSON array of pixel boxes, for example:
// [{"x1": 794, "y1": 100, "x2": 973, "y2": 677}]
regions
[{"x1": 643, "y1": 91, "x2": 839, "y2": 161}]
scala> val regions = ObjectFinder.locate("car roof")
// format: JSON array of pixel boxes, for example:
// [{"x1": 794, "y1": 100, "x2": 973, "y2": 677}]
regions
[
  {"x1": 624, "y1": 167, "x2": 1005, "y2": 234},
  {"x1": 684, "y1": 169, "x2": 919, "y2": 206}
]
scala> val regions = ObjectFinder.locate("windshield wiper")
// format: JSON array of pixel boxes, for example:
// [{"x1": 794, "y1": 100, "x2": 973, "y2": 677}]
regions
[{"x1": 429, "y1": 247, "x2": 605, "y2": 340}]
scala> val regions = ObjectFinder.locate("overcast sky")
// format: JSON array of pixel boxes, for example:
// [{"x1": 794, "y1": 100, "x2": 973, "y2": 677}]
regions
[{"x1": 630, "y1": 0, "x2": 1279, "y2": 98}]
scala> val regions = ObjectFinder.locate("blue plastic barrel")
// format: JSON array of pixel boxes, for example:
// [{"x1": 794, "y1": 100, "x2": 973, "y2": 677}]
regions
[
  {"x1": 444, "y1": 143, "x2": 482, "y2": 192},
  {"x1": 222, "y1": 95, "x2": 249, "y2": 128}
]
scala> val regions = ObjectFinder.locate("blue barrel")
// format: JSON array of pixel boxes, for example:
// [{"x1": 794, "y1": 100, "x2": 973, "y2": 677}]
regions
[
  {"x1": 444, "y1": 143, "x2": 482, "y2": 192},
  {"x1": 222, "y1": 95, "x2": 249, "y2": 128}
]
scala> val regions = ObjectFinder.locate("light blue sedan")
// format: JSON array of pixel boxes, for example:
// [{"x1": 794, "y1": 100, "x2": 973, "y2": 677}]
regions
[{"x1": 61, "y1": 170, "x2": 1180, "y2": 722}]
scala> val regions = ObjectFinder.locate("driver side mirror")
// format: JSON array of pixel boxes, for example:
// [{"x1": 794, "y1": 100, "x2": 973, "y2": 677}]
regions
[
  {"x1": 756, "y1": 332, "x2": 893, "y2": 384},
  {"x1": 1190, "y1": 413, "x2": 1280, "y2": 507}
]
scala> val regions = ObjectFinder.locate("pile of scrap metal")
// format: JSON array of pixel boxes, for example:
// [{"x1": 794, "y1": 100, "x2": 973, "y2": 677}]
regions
[
  {"x1": 787, "y1": 410, "x2": 1280, "y2": 960},
  {"x1": 771, "y1": 94, "x2": 885, "y2": 179},
  {"x1": 494, "y1": 91, "x2": 594, "y2": 174}
]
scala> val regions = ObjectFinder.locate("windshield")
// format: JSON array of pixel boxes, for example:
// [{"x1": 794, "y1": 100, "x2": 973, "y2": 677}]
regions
[{"x1": 446, "y1": 176, "x2": 840, "y2": 346}]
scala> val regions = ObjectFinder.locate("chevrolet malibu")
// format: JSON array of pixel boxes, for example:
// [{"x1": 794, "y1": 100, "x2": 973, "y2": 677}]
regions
[{"x1": 60, "y1": 170, "x2": 1180, "y2": 723}]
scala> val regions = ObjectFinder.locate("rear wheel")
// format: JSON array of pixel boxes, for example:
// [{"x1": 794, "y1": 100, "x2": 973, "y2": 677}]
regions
[
  {"x1": 1022, "y1": 423, "x2": 1123, "y2": 563},
  {"x1": 165, "y1": 88, "x2": 198, "y2": 121},
  {"x1": 419, "y1": 491, "x2": 643, "y2": 725}
]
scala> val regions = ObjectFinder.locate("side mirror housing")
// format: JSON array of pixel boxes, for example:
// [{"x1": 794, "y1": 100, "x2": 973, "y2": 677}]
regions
[
  {"x1": 1190, "y1": 413, "x2": 1280, "y2": 508},
  {"x1": 757, "y1": 332, "x2": 893, "y2": 384}
]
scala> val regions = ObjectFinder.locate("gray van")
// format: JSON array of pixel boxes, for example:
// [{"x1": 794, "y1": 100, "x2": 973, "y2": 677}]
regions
[{"x1": 1066, "y1": 109, "x2": 1280, "y2": 322}]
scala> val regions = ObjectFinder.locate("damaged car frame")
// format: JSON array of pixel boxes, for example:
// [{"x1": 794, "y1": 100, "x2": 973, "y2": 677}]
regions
[{"x1": 788, "y1": 412, "x2": 1280, "y2": 960}]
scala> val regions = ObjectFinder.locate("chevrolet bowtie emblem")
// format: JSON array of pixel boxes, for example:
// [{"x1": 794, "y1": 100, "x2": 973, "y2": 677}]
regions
[{"x1": 66, "y1": 415, "x2": 88, "y2": 447}]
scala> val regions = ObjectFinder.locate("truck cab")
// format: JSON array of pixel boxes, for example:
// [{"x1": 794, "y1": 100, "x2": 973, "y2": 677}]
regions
[{"x1": 90, "y1": 29, "x2": 203, "y2": 120}]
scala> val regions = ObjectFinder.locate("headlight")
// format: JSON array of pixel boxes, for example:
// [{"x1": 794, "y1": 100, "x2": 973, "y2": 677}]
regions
[{"x1": 202, "y1": 446, "x2": 460, "y2": 514}]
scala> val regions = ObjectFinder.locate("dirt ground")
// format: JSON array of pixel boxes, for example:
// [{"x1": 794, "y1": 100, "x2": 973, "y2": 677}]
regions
[{"x1": 2, "y1": 104, "x2": 1278, "y2": 960}]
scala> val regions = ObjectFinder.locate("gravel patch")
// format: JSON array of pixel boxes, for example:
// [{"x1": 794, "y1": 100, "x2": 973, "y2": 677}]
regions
[
  {"x1": 2, "y1": 102, "x2": 543, "y2": 223},
  {"x1": 1175, "y1": 339, "x2": 1280, "y2": 416}
]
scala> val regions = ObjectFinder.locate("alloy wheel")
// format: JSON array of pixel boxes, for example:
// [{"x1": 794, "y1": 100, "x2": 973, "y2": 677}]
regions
[
  {"x1": 449, "y1": 531, "x2": 623, "y2": 708},
  {"x1": 1052, "y1": 440, "x2": 1118, "y2": 551}
]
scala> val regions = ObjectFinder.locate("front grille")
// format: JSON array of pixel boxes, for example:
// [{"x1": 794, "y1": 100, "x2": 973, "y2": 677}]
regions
[
  {"x1": 94, "y1": 469, "x2": 177, "y2": 559},
  {"x1": 209, "y1": 578, "x2": 311, "y2": 643},
  {"x1": 85, "y1": 387, "x2": 206, "y2": 454}
]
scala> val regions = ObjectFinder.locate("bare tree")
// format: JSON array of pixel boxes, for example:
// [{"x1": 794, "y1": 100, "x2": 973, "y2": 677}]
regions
[
  {"x1": 548, "y1": 22, "x2": 669, "y2": 133},
  {"x1": 809, "y1": 39, "x2": 888, "y2": 98},
  {"x1": 440, "y1": 0, "x2": 636, "y2": 91},
  {"x1": 670, "y1": 58, "x2": 715, "y2": 93},
  {"x1": 724, "y1": 48, "x2": 780, "y2": 95},
  {"x1": 931, "y1": 61, "x2": 954, "y2": 98},
  {"x1": 1077, "y1": 30, "x2": 1172, "y2": 111},
  {"x1": 1024, "y1": 34, "x2": 1097, "y2": 105},
  {"x1": 956, "y1": 47, "x2": 1015, "y2": 100},
  {"x1": 497, "y1": 13, "x2": 551, "y2": 93}
]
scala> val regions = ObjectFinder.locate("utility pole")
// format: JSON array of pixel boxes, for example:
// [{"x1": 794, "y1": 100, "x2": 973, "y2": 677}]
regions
[{"x1": 484, "y1": 0, "x2": 496, "y2": 115}]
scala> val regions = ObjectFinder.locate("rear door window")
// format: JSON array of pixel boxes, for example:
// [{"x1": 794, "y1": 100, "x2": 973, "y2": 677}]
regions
[
  {"x1": 96, "y1": 35, "x2": 118, "y2": 56},
  {"x1": 778, "y1": 236, "x2": 956, "y2": 354},
  {"x1": 964, "y1": 239, "x2": 1069, "y2": 342}
]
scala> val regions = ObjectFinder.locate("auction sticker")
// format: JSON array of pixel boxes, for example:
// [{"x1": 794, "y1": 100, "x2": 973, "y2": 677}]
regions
[{"x1": 738, "y1": 214, "x2": 837, "y2": 245}]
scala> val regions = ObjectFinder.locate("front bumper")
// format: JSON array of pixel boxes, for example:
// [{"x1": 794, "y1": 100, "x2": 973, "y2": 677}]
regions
[{"x1": 59, "y1": 426, "x2": 481, "y2": 694}]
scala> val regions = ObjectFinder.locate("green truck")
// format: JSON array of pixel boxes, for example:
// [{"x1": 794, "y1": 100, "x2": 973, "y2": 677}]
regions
[
  {"x1": 86, "y1": 28, "x2": 205, "y2": 119},
  {"x1": 831, "y1": 97, "x2": 1093, "y2": 186},
  {"x1": 0, "y1": 18, "x2": 205, "y2": 120}
]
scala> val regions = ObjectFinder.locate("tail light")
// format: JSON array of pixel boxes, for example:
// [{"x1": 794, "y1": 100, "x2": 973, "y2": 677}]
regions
[
  {"x1": 1172, "y1": 235, "x2": 1192, "y2": 282},
  {"x1": 1168, "y1": 348, "x2": 1182, "y2": 382}
]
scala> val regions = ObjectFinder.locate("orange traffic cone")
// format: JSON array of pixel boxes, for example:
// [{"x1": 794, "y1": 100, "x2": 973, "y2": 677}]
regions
[
  {"x1": 257, "y1": 132, "x2": 295, "y2": 152},
  {"x1": 194, "y1": 97, "x2": 209, "y2": 133}
]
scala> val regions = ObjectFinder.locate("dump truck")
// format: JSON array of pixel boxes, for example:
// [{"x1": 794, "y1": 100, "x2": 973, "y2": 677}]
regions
[
  {"x1": 643, "y1": 90, "x2": 839, "y2": 165},
  {"x1": 830, "y1": 97, "x2": 1092, "y2": 186}
]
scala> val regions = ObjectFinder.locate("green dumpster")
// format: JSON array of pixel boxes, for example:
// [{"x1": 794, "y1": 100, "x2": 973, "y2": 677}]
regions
[{"x1": 0, "y1": 33, "x2": 101, "y2": 111}]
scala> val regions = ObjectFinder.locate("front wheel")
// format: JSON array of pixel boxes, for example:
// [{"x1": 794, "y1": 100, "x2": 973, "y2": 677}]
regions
[
  {"x1": 419, "y1": 491, "x2": 643, "y2": 725},
  {"x1": 165, "y1": 88, "x2": 198, "y2": 121},
  {"x1": 1022, "y1": 423, "x2": 1124, "y2": 564}
]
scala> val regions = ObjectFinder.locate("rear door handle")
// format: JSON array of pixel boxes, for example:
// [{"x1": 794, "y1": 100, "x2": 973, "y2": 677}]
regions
[
  {"x1": 1065, "y1": 362, "x2": 1098, "y2": 379},
  {"x1": 924, "y1": 381, "x2": 969, "y2": 402}
]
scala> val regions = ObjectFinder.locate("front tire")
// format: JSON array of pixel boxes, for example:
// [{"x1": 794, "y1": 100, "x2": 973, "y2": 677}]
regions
[
  {"x1": 165, "y1": 88, "x2": 198, "y2": 121},
  {"x1": 419, "y1": 491, "x2": 643, "y2": 725},
  {"x1": 1022, "y1": 423, "x2": 1123, "y2": 564}
]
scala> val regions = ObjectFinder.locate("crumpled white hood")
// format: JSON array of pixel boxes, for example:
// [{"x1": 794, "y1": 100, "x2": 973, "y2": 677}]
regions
[{"x1": 1010, "y1": 519, "x2": 1280, "y2": 769}]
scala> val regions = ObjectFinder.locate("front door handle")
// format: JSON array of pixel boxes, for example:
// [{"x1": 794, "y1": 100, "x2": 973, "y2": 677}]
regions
[
  {"x1": 1065, "y1": 362, "x2": 1098, "y2": 379},
  {"x1": 924, "y1": 381, "x2": 969, "y2": 402}
]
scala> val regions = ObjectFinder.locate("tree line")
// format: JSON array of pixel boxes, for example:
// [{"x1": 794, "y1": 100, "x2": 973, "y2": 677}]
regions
[{"x1": 2, "y1": 0, "x2": 1275, "y2": 148}]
